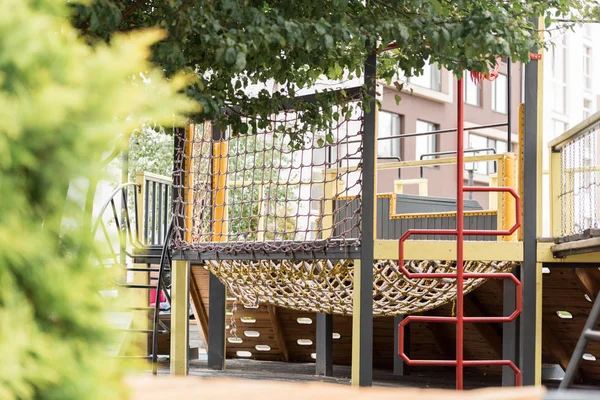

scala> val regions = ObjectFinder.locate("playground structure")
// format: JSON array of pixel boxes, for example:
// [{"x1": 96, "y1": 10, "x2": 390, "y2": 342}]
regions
[{"x1": 94, "y1": 43, "x2": 600, "y2": 395}]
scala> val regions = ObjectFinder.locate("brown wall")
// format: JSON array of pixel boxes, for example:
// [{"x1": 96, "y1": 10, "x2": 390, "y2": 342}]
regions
[{"x1": 376, "y1": 61, "x2": 522, "y2": 210}]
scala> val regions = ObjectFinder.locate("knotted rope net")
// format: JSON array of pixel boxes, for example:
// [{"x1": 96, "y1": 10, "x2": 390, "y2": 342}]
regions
[
  {"x1": 205, "y1": 258, "x2": 519, "y2": 316},
  {"x1": 171, "y1": 100, "x2": 364, "y2": 254}
]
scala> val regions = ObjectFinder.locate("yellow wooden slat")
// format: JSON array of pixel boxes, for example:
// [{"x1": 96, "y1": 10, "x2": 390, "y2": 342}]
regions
[{"x1": 374, "y1": 239, "x2": 523, "y2": 261}]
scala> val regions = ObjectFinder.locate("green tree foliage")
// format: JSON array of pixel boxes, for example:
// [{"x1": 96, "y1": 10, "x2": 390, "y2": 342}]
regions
[
  {"x1": 71, "y1": 0, "x2": 599, "y2": 146},
  {"x1": 128, "y1": 125, "x2": 175, "y2": 180},
  {"x1": 0, "y1": 0, "x2": 197, "y2": 398}
]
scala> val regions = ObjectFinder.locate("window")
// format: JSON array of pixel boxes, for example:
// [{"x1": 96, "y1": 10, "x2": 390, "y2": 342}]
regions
[
  {"x1": 492, "y1": 73, "x2": 508, "y2": 114},
  {"x1": 584, "y1": 45, "x2": 592, "y2": 91},
  {"x1": 409, "y1": 60, "x2": 441, "y2": 91},
  {"x1": 487, "y1": 138, "x2": 507, "y2": 173},
  {"x1": 415, "y1": 120, "x2": 438, "y2": 162},
  {"x1": 553, "y1": 119, "x2": 568, "y2": 138},
  {"x1": 466, "y1": 133, "x2": 489, "y2": 175},
  {"x1": 464, "y1": 72, "x2": 480, "y2": 106},
  {"x1": 584, "y1": 99, "x2": 592, "y2": 119},
  {"x1": 552, "y1": 35, "x2": 567, "y2": 114},
  {"x1": 378, "y1": 111, "x2": 401, "y2": 158}
]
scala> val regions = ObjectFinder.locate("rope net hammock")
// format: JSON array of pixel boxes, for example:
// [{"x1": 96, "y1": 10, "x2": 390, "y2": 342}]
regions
[{"x1": 205, "y1": 259, "x2": 518, "y2": 316}]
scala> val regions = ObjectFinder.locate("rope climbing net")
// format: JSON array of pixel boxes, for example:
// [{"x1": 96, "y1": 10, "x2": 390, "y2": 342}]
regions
[
  {"x1": 171, "y1": 97, "x2": 364, "y2": 256},
  {"x1": 555, "y1": 120, "x2": 600, "y2": 237},
  {"x1": 205, "y1": 258, "x2": 519, "y2": 316}
]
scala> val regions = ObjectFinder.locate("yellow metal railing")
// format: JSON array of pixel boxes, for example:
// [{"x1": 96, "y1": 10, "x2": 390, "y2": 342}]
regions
[{"x1": 549, "y1": 111, "x2": 600, "y2": 237}]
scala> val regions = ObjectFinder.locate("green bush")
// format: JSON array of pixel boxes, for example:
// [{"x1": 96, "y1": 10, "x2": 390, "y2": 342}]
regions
[{"x1": 0, "y1": 0, "x2": 197, "y2": 399}]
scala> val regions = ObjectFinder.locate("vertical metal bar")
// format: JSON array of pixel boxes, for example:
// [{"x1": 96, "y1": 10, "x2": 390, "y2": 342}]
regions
[
  {"x1": 151, "y1": 181, "x2": 157, "y2": 245},
  {"x1": 456, "y1": 77, "x2": 465, "y2": 390},
  {"x1": 503, "y1": 267, "x2": 520, "y2": 386},
  {"x1": 394, "y1": 315, "x2": 409, "y2": 376},
  {"x1": 144, "y1": 179, "x2": 150, "y2": 245},
  {"x1": 507, "y1": 57, "x2": 512, "y2": 152},
  {"x1": 157, "y1": 183, "x2": 163, "y2": 245},
  {"x1": 521, "y1": 17, "x2": 541, "y2": 386},
  {"x1": 351, "y1": 48, "x2": 376, "y2": 387},
  {"x1": 207, "y1": 273, "x2": 226, "y2": 370},
  {"x1": 164, "y1": 182, "x2": 169, "y2": 240},
  {"x1": 316, "y1": 313, "x2": 333, "y2": 376}
]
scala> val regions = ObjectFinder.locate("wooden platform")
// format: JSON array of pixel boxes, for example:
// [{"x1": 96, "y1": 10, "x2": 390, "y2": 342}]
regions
[{"x1": 188, "y1": 264, "x2": 600, "y2": 384}]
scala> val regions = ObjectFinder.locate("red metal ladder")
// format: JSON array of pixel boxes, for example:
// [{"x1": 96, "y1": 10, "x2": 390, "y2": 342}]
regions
[{"x1": 397, "y1": 78, "x2": 522, "y2": 390}]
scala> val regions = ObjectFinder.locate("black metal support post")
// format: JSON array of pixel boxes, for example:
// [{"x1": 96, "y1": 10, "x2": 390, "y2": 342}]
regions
[
  {"x1": 353, "y1": 49, "x2": 377, "y2": 387},
  {"x1": 207, "y1": 123, "x2": 227, "y2": 371},
  {"x1": 503, "y1": 267, "x2": 520, "y2": 386},
  {"x1": 521, "y1": 18, "x2": 540, "y2": 385},
  {"x1": 393, "y1": 315, "x2": 410, "y2": 376},
  {"x1": 316, "y1": 313, "x2": 333, "y2": 376},
  {"x1": 207, "y1": 273, "x2": 226, "y2": 370}
]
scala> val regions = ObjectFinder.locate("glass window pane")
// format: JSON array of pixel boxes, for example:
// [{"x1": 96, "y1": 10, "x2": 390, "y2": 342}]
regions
[
  {"x1": 464, "y1": 72, "x2": 480, "y2": 106},
  {"x1": 492, "y1": 74, "x2": 508, "y2": 114},
  {"x1": 378, "y1": 111, "x2": 401, "y2": 158},
  {"x1": 415, "y1": 120, "x2": 437, "y2": 162}
]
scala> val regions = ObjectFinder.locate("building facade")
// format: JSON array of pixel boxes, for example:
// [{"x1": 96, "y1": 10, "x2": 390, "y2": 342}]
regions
[{"x1": 376, "y1": 59, "x2": 522, "y2": 209}]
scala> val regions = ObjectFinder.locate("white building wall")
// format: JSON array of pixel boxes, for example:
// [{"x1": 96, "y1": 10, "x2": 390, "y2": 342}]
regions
[{"x1": 541, "y1": 23, "x2": 600, "y2": 237}]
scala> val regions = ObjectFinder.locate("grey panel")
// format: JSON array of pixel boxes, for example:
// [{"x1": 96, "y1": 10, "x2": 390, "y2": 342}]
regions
[{"x1": 395, "y1": 194, "x2": 483, "y2": 214}]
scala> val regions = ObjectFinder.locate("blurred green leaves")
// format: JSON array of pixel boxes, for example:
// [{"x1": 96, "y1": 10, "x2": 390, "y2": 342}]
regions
[{"x1": 0, "y1": 0, "x2": 197, "y2": 398}]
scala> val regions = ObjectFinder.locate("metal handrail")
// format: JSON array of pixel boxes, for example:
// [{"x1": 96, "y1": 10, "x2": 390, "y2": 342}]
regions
[
  {"x1": 549, "y1": 110, "x2": 600, "y2": 151},
  {"x1": 419, "y1": 147, "x2": 497, "y2": 178}
]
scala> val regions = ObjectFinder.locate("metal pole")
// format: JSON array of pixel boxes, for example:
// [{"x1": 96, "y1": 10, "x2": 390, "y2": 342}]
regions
[
  {"x1": 316, "y1": 313, "x2": 333, "y2": 376},
  {"x1": 521, "y1": 18, "x2": 541, "y2": 386},
  {"x1": 503, "y1": 267, "x2": 520, "y2": 386},
  {"x1": 456, "y1": 77, "x2": 466, "y2": 390},
  {"x1": 352, "y1": 48, "x2": 376, "y2": 387},
  {"x1": 468, "y1": 170, "x2": 474, "y2": 200}
]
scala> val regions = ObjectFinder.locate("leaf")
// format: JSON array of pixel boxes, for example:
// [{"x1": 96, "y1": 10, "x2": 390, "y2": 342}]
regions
[
  {"x1": 224, "y1": 47, "x2": 237, "y2": 64},
  {"x1": 394, "y1": 94, "x2": 402, "y2": 104}
]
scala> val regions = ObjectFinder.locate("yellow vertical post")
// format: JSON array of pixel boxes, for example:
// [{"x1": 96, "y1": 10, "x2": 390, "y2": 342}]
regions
[
  {"x1": 170, "y1": 259, "x2": 190, "y2": 376},
  {"x1": 184, "y1": 123, "x2": 194, "y2": 243},
  {"x1": 518, "y1": 104, "x2": 525, "y2": 241},
  {"x1": 501, "y1": 153, "x2": 517, "y2": 241},
  {"x1": 170, "y1": 121, "x2": 194, "y2": 375},
  {"x1": 496, "y1": 157, "x2": 505, "y2": 241},
  {"x1": 212, "y1": 135, "x2": 228, "y2": 242},
  {"x1": 549, "y1": 151, "x2": 562, "y2": 237},
  {"x1": 321, "y1": 171, "x2": 343, "y2": 239},
  {"x1": 351, "y1": 259, "x2": 362, "y2": 386}
]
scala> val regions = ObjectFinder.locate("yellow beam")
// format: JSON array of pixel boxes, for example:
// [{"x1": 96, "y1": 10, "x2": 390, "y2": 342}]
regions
[
  {"x1": 374, "y1": 239, "x2": 523, "y2": 261},
  {"x1": 536, "y1": 242, "x2": 600, "y2": 263},
  {"x1": 378, "y1": 153, "x2": 504, "y2": 170},
  {"x1": 170, "y1": 260, "x2": 190, "y2": 376}
]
